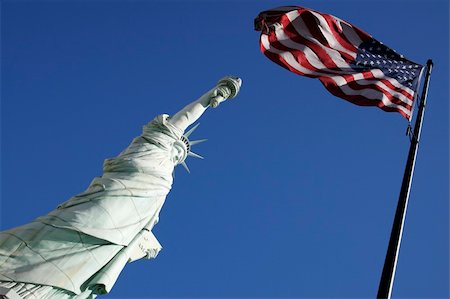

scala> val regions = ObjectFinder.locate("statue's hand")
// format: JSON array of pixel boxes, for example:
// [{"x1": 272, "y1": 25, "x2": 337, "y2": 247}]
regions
[{"x1": 168, "y1": 76, "x2": 242, "y2": 132}]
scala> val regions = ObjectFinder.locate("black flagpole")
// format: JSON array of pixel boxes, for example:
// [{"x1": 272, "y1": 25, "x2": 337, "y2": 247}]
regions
[{"x1": 377, "y1": 59, "x2": 433, "y2": 299}]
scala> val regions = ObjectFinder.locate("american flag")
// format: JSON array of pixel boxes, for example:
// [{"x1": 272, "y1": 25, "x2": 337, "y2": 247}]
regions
[{"x1": 254, "y1": 6, "x2": 424, "y2": 119}]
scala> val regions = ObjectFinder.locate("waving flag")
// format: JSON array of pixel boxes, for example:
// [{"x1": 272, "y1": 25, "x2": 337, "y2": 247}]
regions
[{"x1": 254, "y1": 6, "x2": 424, "y2": 119}]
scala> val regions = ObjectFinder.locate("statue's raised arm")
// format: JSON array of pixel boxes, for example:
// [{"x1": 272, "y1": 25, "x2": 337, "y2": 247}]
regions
[
  {"x1": 169, "y1": 76, "x2": 242, "y2": 131},
  {"x1": 0, "y1": 76, "x2": 242, "y2": 299}
]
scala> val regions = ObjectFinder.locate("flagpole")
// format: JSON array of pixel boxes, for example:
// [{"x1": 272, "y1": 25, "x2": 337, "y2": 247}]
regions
[{"x1": 376, "y1": 59, "x2": 433, "y2": 299}]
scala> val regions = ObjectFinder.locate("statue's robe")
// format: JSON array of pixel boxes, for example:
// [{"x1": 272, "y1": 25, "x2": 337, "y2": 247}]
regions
[{"x1": 0, "y1": 115, "x2": 182, "y2": 298}]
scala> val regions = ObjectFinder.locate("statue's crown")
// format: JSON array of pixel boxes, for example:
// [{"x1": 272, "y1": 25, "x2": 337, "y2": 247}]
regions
[
  {"x1": 173, "y1": 123, "x2": 206, "y2": 173},
  {"x1": 180, "y1": 135, "x2": 191, "y2": 153}
]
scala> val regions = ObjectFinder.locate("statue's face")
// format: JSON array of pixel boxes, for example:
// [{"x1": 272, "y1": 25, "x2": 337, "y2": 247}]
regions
[{"x1": 171, "y1": 140, "x2": 187, "y2": 165}]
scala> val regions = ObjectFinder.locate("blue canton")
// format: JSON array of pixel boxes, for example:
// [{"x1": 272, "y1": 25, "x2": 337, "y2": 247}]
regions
[{"x1": 352, "y1": 39, "x2": 423, "y2": 91}]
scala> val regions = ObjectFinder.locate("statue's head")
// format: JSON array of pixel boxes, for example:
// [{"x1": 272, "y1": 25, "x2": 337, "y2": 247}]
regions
[
  {"x1": 172, "y1": 137, "x2": 188, "y2": 165},
  {"x1": 171, "y1": 123, "x2": 206, "y2": 173}
]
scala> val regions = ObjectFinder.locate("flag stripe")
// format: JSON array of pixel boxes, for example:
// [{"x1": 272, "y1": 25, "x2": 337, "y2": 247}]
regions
[
  {"x1": 319, "y1": 77, "x2": 411, "y2": 118},
  {"x1": 261, "y1": 35, "x2": 412, "y2": 116},
  {"x1": 255, "y1": 6, "x2": 423, "y2": 119},
  {"x1": 306, "y1": 11, "x2": 358, "y2": 60},
  {"x1": 262, "y1": 36, "x2": 412, "y2": 112},
  {"x1": 321, "y1": 14, "x2": 360, "y2": 54},
  {"x1": 284, "y1": 11, "x2": 351, "y2": 69},
  {"x1": 276, "y1": 11, "x2": 416, "y2": 103},
  {"x1": 264, "y1": 32, "x2": 414, "y2": 109}
]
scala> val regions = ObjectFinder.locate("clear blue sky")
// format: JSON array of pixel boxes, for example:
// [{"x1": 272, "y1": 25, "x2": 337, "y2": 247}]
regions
[{"x1": 1, "y1": 1, "x2": 448, "y2": 298}]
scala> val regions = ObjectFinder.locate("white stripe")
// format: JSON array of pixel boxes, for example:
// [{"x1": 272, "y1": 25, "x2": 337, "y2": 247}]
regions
[
  {"x1": 308, "y1": 11, "x2": 357, "y2": 58},
  {"x1": 304, "y1": 13, "x2": 415, "y2": 98},
  {"x1": 273, "y1": 30, "x2": 414, "y2": 106},
  {"x1": 338, "y1": 83, "x2": 411, "y2": 116},
  {"x1": 261, "y1": 34, "x2": 411, "y2": 116},
  {"x1": 285, "y1": 10, "x2": 351, "y2": 69},
  {"x1": 357, "y1": 70, "x2": 413, "y2": 106},
  {"x1": 274, "y1": 26, "x2": 337, "y2": 71},
  {"x1": 342, "y1": 73, "x2": 413, "y2": 106},
  {"x1": 349, "y1": 78, "x2": 412, "y2": 107},
  {"x1": 329, "y1": 74, "x2": 411, "y2": 115},
  {"x1": 284, "y1": 12, "x2": 410, "y2": 108},
  {"x1": 371, "y1": 69, "x2": 415, "y2": 97}
]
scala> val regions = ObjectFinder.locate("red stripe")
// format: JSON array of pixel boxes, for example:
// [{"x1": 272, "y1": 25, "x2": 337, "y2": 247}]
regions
[
  {"x1": 332, "y1": 71, "x2": 411, "y2": 109},
  {"x1": 321, "y1": 14, "x2": 358, "y2": 53},
  {"x1": 280, "y1": 16, "x2": 341, "y2": 71},
  {"x1": 319, "y1": 77, "x2": 410, "y2": 118},
  {"x1": 261, "y1": 42, "x2": 411, "y2": 118},
  {"x1": 263, "y1": 32, "x2": 413, "y2": 109},
  {"x1": 364, "y1": 71, "x2": 414, "y2": 100},
  {"x1": 301, "y1": 11, "x2": 355, "y2": 63},
  {"x1": 266, "y1": 30, "x2": 329, "y2": 76},
  {"x1": 256, "y1": 6, "x2": 419, "y2": 119},
  {"x1": 346, "y1": 78, "x2": 411, "y2": 110},
  {"x1": 264, "y1": 33, "x2": 321, "y2": 77},
  {"x1": 300, "y1": 11, "x2": 330, "y2": 51},
  {"x1": 354, "y1": 69, "x2": 413, "y2": 100},
  {"x1": 260, "y1": 38, "x2": 307, "y2": 76},
  {"x1": 354, "y1": 69, "x2": 413, "y2": 101}
]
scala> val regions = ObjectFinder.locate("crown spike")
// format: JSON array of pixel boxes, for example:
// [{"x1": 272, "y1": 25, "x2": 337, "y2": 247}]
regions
[
  {"x1": 188, "y1": 151, "x2": 204, "y2": 159},
  {"x1": 181, "y1": 161, "x2": 190, "y2": 173},
  {"x1": 190, "y1": 139, "x2": 207, "y2": 146},
  {"x1": 184, "y1": 123, "x2": 200, "y2": 138}
]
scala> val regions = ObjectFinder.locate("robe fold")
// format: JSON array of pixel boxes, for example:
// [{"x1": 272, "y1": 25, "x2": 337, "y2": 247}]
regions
[{"x1": 0, "y1": 114, "x2": 182, "y2": 298}]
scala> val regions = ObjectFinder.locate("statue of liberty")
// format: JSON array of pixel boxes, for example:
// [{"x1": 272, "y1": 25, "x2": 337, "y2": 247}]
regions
[{"x1": 0, "y1": 76, "x2": 242, "y2": 299}]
